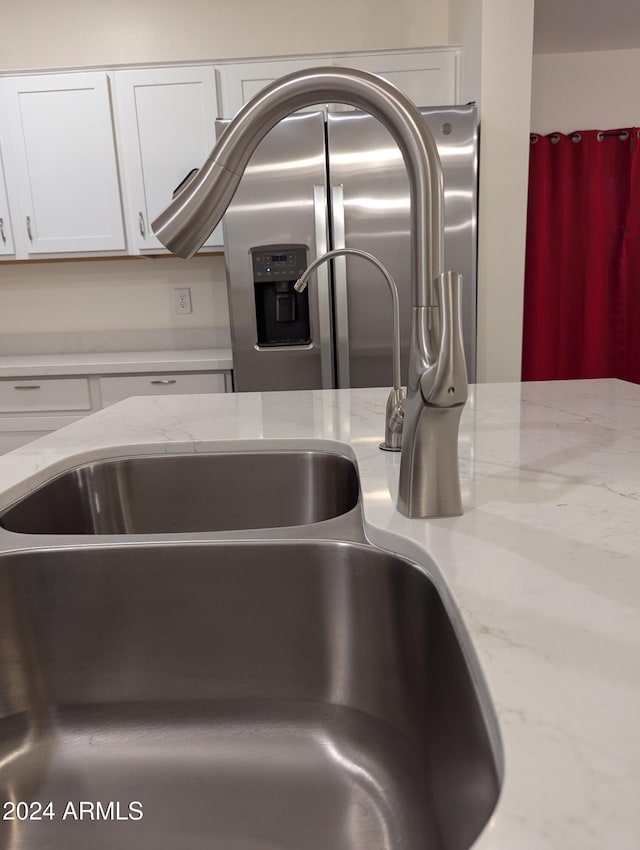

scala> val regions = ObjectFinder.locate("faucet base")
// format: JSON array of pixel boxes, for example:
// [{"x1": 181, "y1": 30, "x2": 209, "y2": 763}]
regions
[{"x1": 397, "y1": 401, "x2": 464, "y2": 519}]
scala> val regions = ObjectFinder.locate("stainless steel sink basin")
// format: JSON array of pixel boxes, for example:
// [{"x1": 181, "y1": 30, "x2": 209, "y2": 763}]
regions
[
  {"x1": 0, "y1": 539, "x2": 500, "y2": 850},
  {"x1": 0, "y1": 449, "x2": 359, "y2": 534}
]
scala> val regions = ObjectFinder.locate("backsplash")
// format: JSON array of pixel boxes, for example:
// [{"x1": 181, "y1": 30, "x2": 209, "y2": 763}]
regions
[
  {"x1": 0, "y1": 327, "x2": 232, "y2": 356},
  {"x1": 0, "y1": 255, "x2": 231, "y2": 353}
]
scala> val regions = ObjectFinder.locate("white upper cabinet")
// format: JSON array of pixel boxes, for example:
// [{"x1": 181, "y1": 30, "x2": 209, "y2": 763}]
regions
[
  {"x1": 218, "y1": 48, "x2": 459, "y2": 117},
  {"x1": 338, "y1": 49, "x2": 459, "y2": 107},
  {"x1": 218, "y1": 57, "x2": 333, "y2": 118},
  {"x1": 112, "y1": 66, "x2": 223, "y2": 252},
  {"x1": 1, "y1": 72, "x2": 125, "y2": 256},
  {"x1": 0, "y1": 147, "x2": 15, "y2": 256},
  {"x1": 0, "y1": 49, "x2": 458, "y2": 261}
]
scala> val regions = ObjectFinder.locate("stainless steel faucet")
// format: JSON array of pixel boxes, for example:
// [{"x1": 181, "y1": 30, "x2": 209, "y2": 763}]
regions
[
  {"x1": 294, "y1": 248, "x2": 405, "y2": 452},
  {"x1": 152, "y1": 66, "x2": 468, "y2": 518}
]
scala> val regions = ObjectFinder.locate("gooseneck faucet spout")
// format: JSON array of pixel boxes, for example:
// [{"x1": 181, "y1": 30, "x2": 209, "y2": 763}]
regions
[
  {"x1": 152, "y1": 66, "x2": 468, "y2": 518},
  {"x1": 294, "y1": 248, "x2": 405, "y2": 452}
]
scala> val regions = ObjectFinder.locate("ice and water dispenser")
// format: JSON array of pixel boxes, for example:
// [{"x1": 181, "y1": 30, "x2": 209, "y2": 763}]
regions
[{"x1": 251, "y1": 245, "x2": 311, "y2": 346}]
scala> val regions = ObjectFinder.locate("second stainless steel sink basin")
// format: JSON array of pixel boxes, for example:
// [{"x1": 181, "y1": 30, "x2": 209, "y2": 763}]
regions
[
  {"x1": 0, "y1": 448, "x2": 360, "y2": 534},
  {"x1": 0, "y1": 538, "x2": 500, "y2": 850}
]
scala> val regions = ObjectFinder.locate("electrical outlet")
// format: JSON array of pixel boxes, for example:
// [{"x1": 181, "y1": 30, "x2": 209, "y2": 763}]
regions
[{"x1": 174, "y1": 287, "x2": 192, "y2": 315}]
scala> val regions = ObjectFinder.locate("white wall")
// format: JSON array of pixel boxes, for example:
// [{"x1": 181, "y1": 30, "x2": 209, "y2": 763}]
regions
[
  {"x1": 449, "y1": 0, "x2": 482, "y2": 105},
  {"x1": 531, "y1": 48, "x2": 640, "y2": 134},
  {"x1": 451, "y1": 0, "x2": 535, "y2": 383},
  {"x1": 2, "y1": 0, "x2": 449, "y2": 71},
  {"x1": 0, "y1": 256, "x2": 229, "y2": 336}
]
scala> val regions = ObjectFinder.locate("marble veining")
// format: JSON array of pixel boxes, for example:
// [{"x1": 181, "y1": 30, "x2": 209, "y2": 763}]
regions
[{"x1": 0, "y1": 378, "x2": 638, "y2": 849}]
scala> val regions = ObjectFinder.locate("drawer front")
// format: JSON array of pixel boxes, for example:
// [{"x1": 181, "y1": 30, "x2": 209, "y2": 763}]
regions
[
  {"x1": 0, "y1": 378, "x2": 92, "y2": 413},
  {"x1": 99, "y1": 373, "x2": 226, "y2": 407},
  {"x1": 0, "y1": 431, "x2": 50, "y2": 454}
]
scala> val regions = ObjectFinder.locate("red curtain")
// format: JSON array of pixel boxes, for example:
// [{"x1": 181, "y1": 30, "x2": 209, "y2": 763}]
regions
[
  {"x1": 522, "y1": 128, "x2": 640, "y2": 383},
  {"x1": 620, "y1": 130, "x2": 640, "y2": 383}
]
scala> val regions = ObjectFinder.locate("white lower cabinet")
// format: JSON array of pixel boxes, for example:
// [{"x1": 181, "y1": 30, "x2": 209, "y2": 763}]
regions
[
  {"x1": 0, "y1": 376, "x2": 95, "y2": 452},
  {"x1": 0, "y1": 377, "x2": 92, "y2": 414},
  {"x1": 0, "y1": 431, "x2": 51, "y2": 454},
  {"x1": 0, "y1": 368, "x2": 230, "y2": 454},
  {"x1": 98, "y1": 372, "x2": 227, "y2": 407}
]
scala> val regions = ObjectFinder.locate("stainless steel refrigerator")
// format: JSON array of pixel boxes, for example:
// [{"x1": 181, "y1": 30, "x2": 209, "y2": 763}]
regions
[{"x1": 217, "y1": 104, "x2": 477, "y2": 392}]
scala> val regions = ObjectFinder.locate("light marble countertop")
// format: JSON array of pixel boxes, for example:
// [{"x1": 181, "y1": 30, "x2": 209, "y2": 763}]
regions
[
  {"x1": 0, "y1": 348, "x2": 233, "y2": 378},
  {"x1": 0, "y1": 378, "x2": 638, "y2": 849}
]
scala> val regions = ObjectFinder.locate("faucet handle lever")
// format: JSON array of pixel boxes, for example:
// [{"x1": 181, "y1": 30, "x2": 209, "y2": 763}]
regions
[{"x1": 420, "y1": 271, "x2": 468, "y2": 407}]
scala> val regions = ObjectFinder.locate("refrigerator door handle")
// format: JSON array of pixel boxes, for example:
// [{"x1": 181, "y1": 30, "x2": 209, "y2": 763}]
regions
[
  {"x1": 331, "y1": 185, "x2": 351, "y2": 389},
  {"x1": 313, "y1": 184, "x2": 335, "y2": 389}
]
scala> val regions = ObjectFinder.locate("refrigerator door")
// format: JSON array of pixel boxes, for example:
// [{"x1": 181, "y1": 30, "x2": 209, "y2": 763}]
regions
[
  {"x1": 327, "y1": 104, "x2": 478, "y2": 386},
  {"x1": 217, "y1": 111, "x2": 332, "y2": 392}
]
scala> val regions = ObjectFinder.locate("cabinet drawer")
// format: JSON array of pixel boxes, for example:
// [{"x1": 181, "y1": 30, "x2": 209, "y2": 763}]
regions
[
  {"x1": 99, "y1": 373, "x2": 226, "y2": 407},
  {"x1": 0, "y1": 431, "x2": 50, "y2": 454},
  {"x1": 0, "y1": 378, "x2": 92, "y2": 413}
]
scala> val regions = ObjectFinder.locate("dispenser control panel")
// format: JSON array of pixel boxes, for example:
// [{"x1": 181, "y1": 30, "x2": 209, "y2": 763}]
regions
[{"x1": 251, "y1": 245, "x2": 308, "y2": 281}]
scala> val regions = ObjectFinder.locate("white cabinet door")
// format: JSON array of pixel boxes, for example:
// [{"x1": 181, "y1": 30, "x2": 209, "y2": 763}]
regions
[
  {"x1": 1, "y1": 72, "x2": 125, "y2": 255},
  {"x1": 0, "y1": 377, "x2": 92, "y2": 413},
  {"x1": 0, "y1": 146, "x2": 15, "y2": 256},
  {"x1": 338, "y1": 49, "x2": 459, "y2": 107},
  {"x1": 218, "y1": 49, "x2": 459, "y2": 117},
  {"x1": 0, "y1": 431, "x2": 50, "y2": 454},
  {"x1": 218, "y1": 57, "x2": 334, "y2": 117},
  {"x1": 99, "y1": 372, "x2": 226, "y2": 406},
  {"x1": 112, "y1": 66, "x2": 223, "y2": 252}
]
